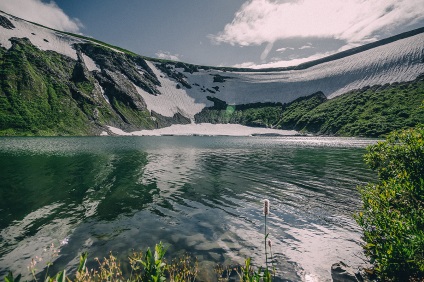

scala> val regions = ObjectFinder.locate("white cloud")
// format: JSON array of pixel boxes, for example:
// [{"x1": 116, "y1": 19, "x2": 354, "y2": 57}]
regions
[
  {"x1": 155, "y1": 51, "x2": 181, "y2": 61},
  {"x1": 299, "y1": 45, "x2": 312, "y2": 50},
  {"x1": 0, "y1": 0, "x2": 82, "y2": 32},
  {"x1": 276, "y1": 47, "x2": 294, "y2": 52},
  {"x1": 210, "y1": 0, "x2": 424, "y2": 47}
]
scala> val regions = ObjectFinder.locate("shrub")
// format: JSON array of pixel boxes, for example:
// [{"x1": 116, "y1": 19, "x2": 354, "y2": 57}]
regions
[{"x1": 355, "y1": 125, "x2": 424, "y2": 280}]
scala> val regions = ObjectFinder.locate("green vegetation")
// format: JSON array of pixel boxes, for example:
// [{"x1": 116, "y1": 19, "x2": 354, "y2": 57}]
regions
[
  {"x1": 276, "y1": 92, "x2": 327, "y2": 130},
  {"x1": 0, "y1": 38, "x2": 94, "y2": 136},
  {"x1": 1, "y1": 13, "x2": 422, "y2": 137},
  {"x1": 5, "y1": 243, "x2": 197, "y2": 282},
  {"x1": 296, "y1": 79, "x2": 424, "y2": 137},
  {"x1": 4, "y1": 200, "x2": 277, "y2": 282},
  {"x1": 194, "y1": 98, "x2": 285, "y2": 128},
  {"x1": 355, "y1": 125, "x2": 424, "y2": 280},
  {"x1": 4, "y1": 243, "x2": 274, "y2": 282},
  {"x1": 0, "y1": 38, "x2": 161, "y2": 136},
  {"x1": 195, "y1": 77, "x2": 424, "y2": 137}
]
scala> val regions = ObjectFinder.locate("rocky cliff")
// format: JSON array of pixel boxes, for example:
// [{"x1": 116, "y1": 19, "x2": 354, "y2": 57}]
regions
[{"x1": 0, "y1": 11, "x2": 423, "y2": 136}]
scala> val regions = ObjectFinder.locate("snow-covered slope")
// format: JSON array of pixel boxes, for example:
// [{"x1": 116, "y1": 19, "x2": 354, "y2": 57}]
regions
[
  {"x1": 0, "y1": 12, "x2": 83, "y2": 60},
  {"x1": 137, "y1": 32, "x2": 423, "y2": 118},
  {"x1": 1, "y1": 10, "x2": 423, "y2": 125}
]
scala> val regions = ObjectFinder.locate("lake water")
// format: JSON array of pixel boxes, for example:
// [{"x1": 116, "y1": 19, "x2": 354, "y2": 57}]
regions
[{"x1": 0, "y1": 136, "x2": 377, "y2": 281}]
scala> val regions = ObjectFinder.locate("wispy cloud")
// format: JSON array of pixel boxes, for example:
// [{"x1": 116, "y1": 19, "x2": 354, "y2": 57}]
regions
[
  {"x1": 276, "y1": 47, "x2": 294, "y2": 53},
  {"x1": 210, "y1": 0, "x2": 424, "y2": 47},
  {"x1": 155, "y1": 51, "x2": 182, "y2": 61},
  {"x1": 0, "y1": 0, "x2": 82, "y2": 32},
  {"x1": 299, "y1": 45, "x2": 313, "y2": 50}
]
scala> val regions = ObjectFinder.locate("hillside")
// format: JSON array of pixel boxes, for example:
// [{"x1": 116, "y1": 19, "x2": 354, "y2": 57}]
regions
[
  {"x1": 0, "y1": 11, "x2": 423, "y2": 136},
  {"x1": 196, "y1": 76, "x2": 424, "y2": 137}
]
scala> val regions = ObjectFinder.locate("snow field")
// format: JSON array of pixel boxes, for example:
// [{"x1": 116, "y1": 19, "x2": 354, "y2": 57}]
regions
[{"x1": 107, "y1": 123, "x2": 299, "y2": 136}]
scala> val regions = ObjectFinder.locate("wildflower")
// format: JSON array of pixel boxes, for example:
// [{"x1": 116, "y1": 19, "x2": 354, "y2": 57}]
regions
[
  {"x1": 60, "y1": 238, "x2": 69, "y2": 246},
  {"x1": 263, "y1": 199, "x2": 270, "y2": 215},
  {"x1": 268, "y1": 239, "x2": 272, "y2": 249}
]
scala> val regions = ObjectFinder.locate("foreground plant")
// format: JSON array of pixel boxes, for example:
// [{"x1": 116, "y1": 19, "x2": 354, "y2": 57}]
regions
[
  {"x1": 238, "y1": 257, "x2": 272, "y2": 282},
  {"x1": 129, "y1": 242, "x2": 167, "y2": 282},
  {"x1": 355, "y1": 125, "x2": 424, "y2": 280},
  {"x1": 5, "y1": 243, "x2": 199, "y2": 282},
  {"x1": 263, "y1": 199, "x2": 270, "y2": 268}
]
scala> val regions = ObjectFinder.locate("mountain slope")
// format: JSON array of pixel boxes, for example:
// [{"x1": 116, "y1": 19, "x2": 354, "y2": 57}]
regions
[{"x1": 0, "y1": 10, "x2": 423, "y2": 136}]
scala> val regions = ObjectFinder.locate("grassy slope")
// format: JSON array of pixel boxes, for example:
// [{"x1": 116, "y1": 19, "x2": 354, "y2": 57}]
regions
[
  {"x1": 296, "y1": 78, "x2": 424, "y2": 137},
  {"x1": 195, "y1": 78, "x2": 424, "y2": 137},
  {"x1": 0, "y1": 10, "x2": 422, "y2": 136},
  {"x1": 0, "y1": 38, "x2": 149, "y2": 136},
  {"x1": 1, "y1": 36, "x2": 422, "y2": 137},
  {"x1": 0, "y1": 39, "x2": 95, "y2": 136}
]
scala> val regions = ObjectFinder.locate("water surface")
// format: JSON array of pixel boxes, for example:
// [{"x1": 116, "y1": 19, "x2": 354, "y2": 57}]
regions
[{"x1": 0, "y1": 136, "x2": 377, "y2": 281}]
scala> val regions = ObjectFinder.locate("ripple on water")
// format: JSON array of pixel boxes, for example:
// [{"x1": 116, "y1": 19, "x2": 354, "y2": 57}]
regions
[{"x1": 0, "y1": 136, "x2": 377, "y2": 281}]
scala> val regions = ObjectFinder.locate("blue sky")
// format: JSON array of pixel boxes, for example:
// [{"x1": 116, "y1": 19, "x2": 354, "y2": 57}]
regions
[{"x1": 1, "y1": 0, "x2": 423, "y2": 68}]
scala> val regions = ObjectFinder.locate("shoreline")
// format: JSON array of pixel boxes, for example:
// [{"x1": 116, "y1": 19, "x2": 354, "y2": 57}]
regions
[{"x1": 105, "y1": 123, "x2": 301, "y2": 137}]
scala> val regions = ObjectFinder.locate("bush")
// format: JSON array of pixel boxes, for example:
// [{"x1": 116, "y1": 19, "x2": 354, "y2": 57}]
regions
[{"x1": 355, "y1": 125, "x2": 424, "y2": 280}]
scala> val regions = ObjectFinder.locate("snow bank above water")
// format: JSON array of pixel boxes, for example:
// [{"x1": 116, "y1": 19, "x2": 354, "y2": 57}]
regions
[{"x1": 106, "y1": 123, "x2": 299, "y2": 136}]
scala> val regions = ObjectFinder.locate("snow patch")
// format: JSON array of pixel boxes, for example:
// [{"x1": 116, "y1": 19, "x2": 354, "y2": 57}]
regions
[
  {"x1": 0, "y1": 11, "x2": 125, "y2": 60},
  {"x1": 0, "y1": 12, "x2": 82, "y2": 59},
  {"x1": 147, "y1": 32, "x2": 424, "y2": 110},
  {"x1": 107, "y1": 123, "x2": 299, "y2": 136},
  {"x1": 95, "y1": 82, "x2": 110, "y2": 104},
  {"x1": 134, "y1": 62, "x2": 205, "y2": 119},
  {"x1": 81, "y1": 53, "x2": 100, "y2": 71}
]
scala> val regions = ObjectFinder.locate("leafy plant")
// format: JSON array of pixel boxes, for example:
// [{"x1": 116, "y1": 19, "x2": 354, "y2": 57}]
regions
[
  {"x1": 4, "y1": 272, "x2": 21, "y2": 282},
  {"x1": 130, "y1": 242, "x2": 167, "y2": 282},
  {"x1": 355, "y1": 125, "x2": 424, "y2": 280},
  {"x1": 167, "y1": 253, "x2": 198, "y2": 282},
  {"x1": 238, "y1": 258, "x2": 272, "y2": 282}
]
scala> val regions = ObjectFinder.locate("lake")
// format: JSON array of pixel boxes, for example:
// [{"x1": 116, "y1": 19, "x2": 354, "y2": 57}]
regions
[{"x1": 0, "y1": 136, "x2": 377, "y2": 281}]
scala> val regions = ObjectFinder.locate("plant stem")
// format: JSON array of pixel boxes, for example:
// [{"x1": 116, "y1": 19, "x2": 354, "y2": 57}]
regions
[{"x1": 265, "y1": 214, "x2": 268, "y2": 268}]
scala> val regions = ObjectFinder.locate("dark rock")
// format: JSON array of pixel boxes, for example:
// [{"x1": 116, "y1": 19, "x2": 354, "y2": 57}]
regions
[
  {"x1": 72, "y1": 55, "x2": 91, "y2": 83},
  {"x1": 151, "y1": 111, "x2": 191, "y2": 128},
  {"x1": 213, "y1": 74, "x2": 232, "y2": 83},
  {"x1": 331, "y1": 262, "x2": 360, "y2": 282},
  {"x1": 0, "y1": 14, "x2": 15, "y2": 29},
  {"x1": 206, "y1": 96, "x2": 227, "y2": 110},
  {"x1": 156, "y1": 63, "x2": 192, "y2": 89},
  {"x1": 175, "y1": 62, "x2": 198, "y2": 73},
  {"x1": 94, "y1": 69, "x2": 147, "y2": 111},
  {"x1": 77, "y1": 43, "x2": 160, "y2": 95}
]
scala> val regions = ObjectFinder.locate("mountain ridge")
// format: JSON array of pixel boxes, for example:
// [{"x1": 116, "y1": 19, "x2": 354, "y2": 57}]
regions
[
  {"x1": 1, "y1": 9, "x2": 423, "y2": 72},
  {"x1": 0, "y1": 10, "x2": 423, "y2": 136}
]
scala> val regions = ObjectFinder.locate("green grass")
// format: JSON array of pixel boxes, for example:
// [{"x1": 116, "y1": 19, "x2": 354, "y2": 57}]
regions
[
  {"x1": 297, "y1": 78, "x2": 424, "y2": 137},
  {"x1": 0, "y1": 37, "x2": 159, "y2": 136},
  {"x1": 195, "y1": 78, "x2": 424, "y2": 137},
  {"x1": 355, "y1": 125, "x2": 424, "y2": 280}
]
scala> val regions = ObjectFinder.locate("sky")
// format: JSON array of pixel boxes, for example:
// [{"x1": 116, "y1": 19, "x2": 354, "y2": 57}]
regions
[{"x1": 0, "y1": 0, "x2": 423, "y2": 69}]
